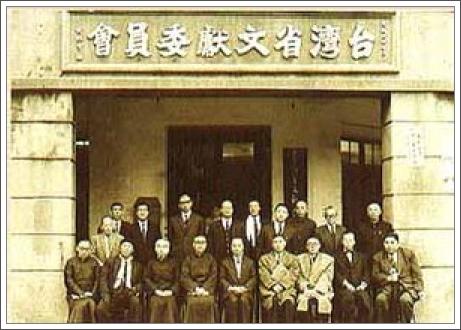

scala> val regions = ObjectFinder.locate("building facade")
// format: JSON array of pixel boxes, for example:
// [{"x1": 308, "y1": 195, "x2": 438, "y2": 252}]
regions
[{"x1": 6, "y1": 7, "x2": 455, "y2": 322}]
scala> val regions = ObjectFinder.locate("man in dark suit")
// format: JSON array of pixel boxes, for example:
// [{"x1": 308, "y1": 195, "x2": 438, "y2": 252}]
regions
[
  {"x1": 290, "y1": 200, "x2": 317, "y2": 254},
  {"x1": 110, "y1": 202, "x2": 130, "y2": 238},
  {"x1": 127, "y1": 201, "x2": 161, "y2": 266},
  {"x1": 334, "y1": 232, "x2": 371, "y2": 323},
  {"x1": 168, "y1": 194, "x2": 205, "y2": 266},
  {"x1": 64, "y1": 240, "x2": 100, "y2": 323},
  {"x1": 96, "y1": 240, "x2": 143, "y2": 323},
  {"x1": 207, "y1": 200, "x2": 244, "y2": 262},
  {"x1": 220, "y1": 238, "x2": 256, "y2": 323},
  {"x1": 357, "y1": 203, "x2": 394, "y2": 264},
  {"x1": 241, "y1": 200, "x2": 268, "y2": 261},
  {"x1": 315, "y1": 205, "x2": 346, "y2": 256},
  {"x1": 259, "y1": 203, "x2": 296, "y2": 255},
  {"x1": 372, "y1": 232, "x2": 424, "y2": 323}
]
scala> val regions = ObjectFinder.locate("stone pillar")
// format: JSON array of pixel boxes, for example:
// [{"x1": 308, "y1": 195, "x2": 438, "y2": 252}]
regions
[
  {"x1": 382, "y1": 92, "x2": 454, "y2": 323},
  {"x1": 8, "y1": 92, "x2": 75, "y2": 322}
]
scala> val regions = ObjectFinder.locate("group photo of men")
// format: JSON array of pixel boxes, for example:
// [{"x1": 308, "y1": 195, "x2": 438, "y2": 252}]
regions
[{"x1": 64, "y1": 194, "x2": 424, "y2": 324}]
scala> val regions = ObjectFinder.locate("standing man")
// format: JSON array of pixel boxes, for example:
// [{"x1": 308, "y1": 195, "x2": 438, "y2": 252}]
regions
[
  {"x1": 259, "y1": 203, "x2": 295, "y2": 255},
  {"x1": 220, "y1": 238, "x2": 256, "y2": 323},
  {"x1": 334, "y1": 232, "x2": 371, "y2": 323},
  {"x1": 296, "y1": 236, "x2": 334, "y2": 323},
  {"x1": 242, "y1": 200, "x2": 268, "y2": 261},
  {"x1": 180, "y1": 236, "x2": 218, "y2": 323},
  {"x1": 315, "y1": 205, "x2": 346, "y2": 256},
  {"x1": 128, "y1": 201, "x2": 161, "y2": 266},
  {"x1": 168, "y1": 194, "x2": 205, "y2": 266},
  {"x1": 290, "y1": 200, "x2": 317, "y2": 254},
  {"x1": 110, "y1": 202, "x2": 130, "y2": 238},
  {"x1": 372, "y1": 232, "x2": 424, "y2": 323},
  {"x1": 144, "y1": 238, "x2": 179, "y2": 323},
  {"x1": 357, "y1": 203, "x2": 394, "y2": 264},
  {"x1": 207, "y1": 200, "x2": 243, "y2": 262},
  {"x1": 64, "y1": 240, "x2": 100, "y2": 323},
  {"x1": 259, "y1": 236, "x2": 299, "y2": 323},
  {"x1": 91, "y1": 215, "x2": 124, "y2": 266},
  {"x1": 97, "y1": 240, "x2": 143, "y2": 323}
]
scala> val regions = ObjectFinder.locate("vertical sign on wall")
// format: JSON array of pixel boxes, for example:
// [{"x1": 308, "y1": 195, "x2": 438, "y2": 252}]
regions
[
  {"x1": 283, "y1": 148, "x2": 308, "y2": 212},
  {"x1": 407, "y1": 126, "x2": 425, "y2": 167}
]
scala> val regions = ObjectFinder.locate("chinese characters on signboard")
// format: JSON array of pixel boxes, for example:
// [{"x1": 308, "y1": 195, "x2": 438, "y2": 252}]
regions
[
  {"x1": 86, "y1": 22, "x2": 375, "y2": 60},
  {"x1": 63, "y1": 11, "x2": 397, "y2": 73}
]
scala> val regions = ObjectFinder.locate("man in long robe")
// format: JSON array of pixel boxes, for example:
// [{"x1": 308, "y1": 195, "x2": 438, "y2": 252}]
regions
[
  {"x1": 180, "y1": 235, "x2": 218, "y2": 323},
  {"x1": 64, "y1": 240, "x2": 100, "y2": 323},
  {"x1": 144, "y1": 238, "x2": 179, "y2": 323}
]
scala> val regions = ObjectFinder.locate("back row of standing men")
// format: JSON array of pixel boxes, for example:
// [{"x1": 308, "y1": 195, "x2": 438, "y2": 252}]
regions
[{"x1": 64, "y1": 194, "x2": 424, "y2": 323}]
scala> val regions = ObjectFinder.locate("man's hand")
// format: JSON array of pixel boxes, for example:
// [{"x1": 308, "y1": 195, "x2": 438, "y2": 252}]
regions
[
  {"x1": 387, "y1": 273, "x2": 399, "y2": 282},
  {"x1": 343, "y1": 280, "x2": 355, "y2": 292},
  {"x1": 163, "y1": 290, "x2": 173, "y2": 297},
  {"x1": 357, "y1": 281, "x2": 368, "y2": 291},
  {"x1": 273, "y1": 284, "x2": 283, "y2": 293},
  {"x1": 83, "y1": 291, "x2": 93, "y2": 298}
]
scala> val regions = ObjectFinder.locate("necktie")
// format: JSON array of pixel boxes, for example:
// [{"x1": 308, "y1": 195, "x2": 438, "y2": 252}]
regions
[
  {"x1": 252, "y1": 216, "x2": 258, "y2": 247},
  {"x1": 123, "y1": 260, "x2": 128, "y2": 287},
  {"x1": 141, "y1": 222, "x2": 147, "y2": 240},
  {"x1": 346, "y1": 251, "x2": 353, "y2": 263}
]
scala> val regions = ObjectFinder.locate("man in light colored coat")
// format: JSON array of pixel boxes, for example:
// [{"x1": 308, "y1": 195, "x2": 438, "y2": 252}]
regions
[{"x1": 296, "y1": 236, "x2": 334, "y2": 323}]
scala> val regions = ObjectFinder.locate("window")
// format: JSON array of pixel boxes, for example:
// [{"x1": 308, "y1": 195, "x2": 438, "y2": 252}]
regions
[{"x1": 340, "y1": 138, "x2": 381, "y2": 166}]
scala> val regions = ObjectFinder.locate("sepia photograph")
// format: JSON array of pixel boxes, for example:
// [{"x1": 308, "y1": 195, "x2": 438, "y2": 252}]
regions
[{"x1": 1, "y1": 1, "x2": 459, "y2": 327}]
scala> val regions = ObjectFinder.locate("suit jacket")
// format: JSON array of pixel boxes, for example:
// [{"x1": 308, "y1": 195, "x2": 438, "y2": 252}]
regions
[
  {"x1": 290, "y1": 216, "x2": 317, "y2": 254},
  {"x1": 357, "y1": 220, "x2": 394, "y2": 261},
  {"x1": 259, "y1": 221, "x2": 296, "y2": 255},
  {"x1": 241, "y1": 215, "x2": 269, "y2": 261},
  {"x1": 99, "y1": 256, "x2": 143, "y2": 298},
  {"x1": 297, "y1": 252, "x2": 334, "y2": 314},
  {"x1": 127, "y1": 219, "x2": 161, "y2": 265},
  {"x1": 371, "y1": 247, "x2": 424, "y2": 299},
  {"x1": 220, "y1": 255, "x2": 256, "y2": 301},
  {"x1": 207, "y1": 219, "x2": 244, "y2": 262},
  {"x1": 335, "y1": 250, "x2": 369, "y2": 288},
  {"x1": 258, "y1": 250, "x2": 299, "y2": 309},
  {"x1": 144, "y1": 256, "x2": 179, "y2": 296},
  {"x1": 168, "y1": 212, "x2": 205, "y2": 263},
  {"x1": 90, "y1": 233, "x2": 124, "y2": 265},
  {"x1": 316, "y1": 224, "x2": 347, "y2": 256},
  {"x1": 113, "y1": 219, "x2": 131, "y2": 239}
]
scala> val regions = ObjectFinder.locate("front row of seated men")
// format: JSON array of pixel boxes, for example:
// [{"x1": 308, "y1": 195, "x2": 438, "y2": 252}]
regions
[{"x1": 65, "y1": 229, "x2": 423, "y2": 323}]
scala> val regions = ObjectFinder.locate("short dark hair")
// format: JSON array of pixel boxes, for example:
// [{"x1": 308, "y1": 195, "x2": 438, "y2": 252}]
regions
[
  {"x1": 135, "y1": 201, "x2": 150, "y2": 210},
  {"x1": 110, "y1": 202, "x2": 123, "y2": 209},
  {"x1": 274, "y1": 203, "x2": 288, "y2": 212},
  {"x1": 384, "y1": 232, "x2": 399, "y2": 242}
]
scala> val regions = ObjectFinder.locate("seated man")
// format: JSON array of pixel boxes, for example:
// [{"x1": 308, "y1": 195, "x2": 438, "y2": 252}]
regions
[
  {"x1": 296, "y1": 236, "x2": 334, "y2": 323},
  {"x1": 144, "y1": 238, "x2": 179, "y2": 323},
  {"x1": 220, "y1": 237, "x2": 256, "y2": 323},
  {"x1": 97, "y1": 240, "x2": 143, "y2": 323},
  {"x1": 259, "y1": 235, "x2": 299, "y2": 323},
  {"x1": 180, "y1": 235, "x2": 218, "y2": 323},
  {"x1": 334, "y1": 232, "x2": 371, "y2": 323},
  {"x1": 91, "y1": 215, "x2": 124, "y2": 266},
  {"x1": 64, "y1": 240, "x2": 100, "y2": 323},
  {"x1": 372, "y1": 232, "x2": 424, "y2": 323}
]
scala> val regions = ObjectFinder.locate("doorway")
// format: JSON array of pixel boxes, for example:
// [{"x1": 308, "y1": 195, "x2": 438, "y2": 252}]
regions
[
  {"x1": 341, "y1": 138, "x2": 382, "y2": 232},
  {"x1": 167, "y1": 126, "x2": 272, "y2": 221}
]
